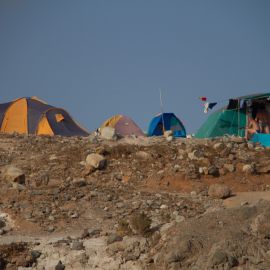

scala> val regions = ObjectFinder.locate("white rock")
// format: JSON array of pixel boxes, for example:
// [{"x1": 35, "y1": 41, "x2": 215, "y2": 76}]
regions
[
  {"x1": 100, "y1": 127, "x2": 117, "y2": 140},
  {"x1": 1, "y1": 165, "x2": 25, "y2": 184},
  {"x1": 242, "y1": 164, "x2": 255, "y2": 174},
  {"x1": 86, "y1": 154, "x2": 107, "y2": 169},
  {"x1": 164, "y1": 130, "x2": 173, "y2": 137}
]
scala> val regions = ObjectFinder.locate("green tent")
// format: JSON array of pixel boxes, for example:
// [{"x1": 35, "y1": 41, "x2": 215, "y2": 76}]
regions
[{"x1": 195, "y1": 93, "x2": 270, "y2": 138}]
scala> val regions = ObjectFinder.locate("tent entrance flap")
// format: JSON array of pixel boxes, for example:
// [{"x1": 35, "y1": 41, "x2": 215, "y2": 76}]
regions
[{"x1": 37, "y1": 115, "x2": 54, "y2": 135}]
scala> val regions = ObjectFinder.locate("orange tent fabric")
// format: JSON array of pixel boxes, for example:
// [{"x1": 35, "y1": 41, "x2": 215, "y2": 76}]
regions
[{"x1": 0, "y1": 97, "x2": 89, "y2": 137}]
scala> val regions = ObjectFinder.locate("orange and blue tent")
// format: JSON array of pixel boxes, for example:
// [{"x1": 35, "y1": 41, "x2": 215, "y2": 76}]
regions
[{"x1": 0, "y1": 97, "x2": 89, "y2": 136}]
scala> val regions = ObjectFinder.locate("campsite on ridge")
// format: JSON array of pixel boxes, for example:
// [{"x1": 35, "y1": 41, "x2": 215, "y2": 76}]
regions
[{"x1": 1, "y1": 1, "x2": 270, "y2": 269}]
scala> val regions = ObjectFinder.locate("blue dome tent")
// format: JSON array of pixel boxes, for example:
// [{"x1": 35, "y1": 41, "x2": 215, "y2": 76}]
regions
[{"x1": 148, "y1": 113, "x2": 186, "y2": 137}]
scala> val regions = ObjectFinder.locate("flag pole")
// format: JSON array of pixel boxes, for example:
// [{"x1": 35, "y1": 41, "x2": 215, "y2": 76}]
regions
[{"x1": 159, "y1": 89, "x2": 165, "y2": 134}]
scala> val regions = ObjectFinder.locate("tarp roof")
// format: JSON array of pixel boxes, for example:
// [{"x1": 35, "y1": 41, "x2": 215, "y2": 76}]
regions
[{"x1": 232, "y1": 92, "x2": 270, "y2": 101}]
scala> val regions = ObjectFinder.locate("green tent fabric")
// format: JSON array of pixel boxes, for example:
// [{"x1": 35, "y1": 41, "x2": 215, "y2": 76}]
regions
[
  {"x1": 195, "y1": 108, "x2": 246, "y2": 138},
  {"x1": 194, "y1": 92, "x2": 270, "y2": 139}
]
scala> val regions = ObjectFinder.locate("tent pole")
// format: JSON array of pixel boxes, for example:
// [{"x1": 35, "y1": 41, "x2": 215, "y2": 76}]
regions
[
  {"x1": 238, "y1": 99, "x2": 240, "y2": 137},
  {"x1": 160, "y1": 89, "x2": 166, "y2": 134}
]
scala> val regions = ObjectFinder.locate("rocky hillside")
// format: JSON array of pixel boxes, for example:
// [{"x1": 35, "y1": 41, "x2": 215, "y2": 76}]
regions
[{"x1": 0, "y1": 133, "x2": 270, "y2": 269}]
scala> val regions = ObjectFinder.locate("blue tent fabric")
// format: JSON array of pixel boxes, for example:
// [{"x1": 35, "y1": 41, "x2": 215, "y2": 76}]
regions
[
  {"x1": 251, "y1": 133, "x2": 270, "y2": 147},
  {"x1": 148, "y1": 113, "x2": 186, "y2": 137}
]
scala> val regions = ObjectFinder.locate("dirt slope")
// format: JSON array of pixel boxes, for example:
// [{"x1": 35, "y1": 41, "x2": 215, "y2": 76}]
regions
[{"x1": 0, "y1": 133, "x2": 269, "y2": 269}]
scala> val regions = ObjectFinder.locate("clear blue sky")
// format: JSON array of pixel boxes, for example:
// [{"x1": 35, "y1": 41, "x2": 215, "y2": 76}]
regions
[{"x1": 1, "y1": 1, "x2": 270, "y2": 133}]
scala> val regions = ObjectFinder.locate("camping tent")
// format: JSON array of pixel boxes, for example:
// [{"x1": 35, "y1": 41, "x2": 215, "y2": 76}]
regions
[
  {"x1": 195, "y1": 93, "x2": 270, "y2": 138},
  {"x1": 100, "y1": 115, "x2": 145, "y2": 137},
  {"x1": 148, "y1": 113, "x2": 186, "y2": 137},
  {"x1": 0, "y1": 97, "x2": 89, "y2": 136}
]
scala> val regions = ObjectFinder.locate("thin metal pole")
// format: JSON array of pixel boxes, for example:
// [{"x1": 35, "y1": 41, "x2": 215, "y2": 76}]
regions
[
  {"x1": 159, "y1": 89, "x2": 165, "y2": 134},
  {"x1": 238, "y1": 99, "x2": 240, "y2": 137}
]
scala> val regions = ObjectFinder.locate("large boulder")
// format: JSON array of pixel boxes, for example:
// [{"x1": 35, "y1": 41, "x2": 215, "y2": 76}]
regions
[
  {"x1": 1, "y1": 166, "x2": 25, "y2": 184},
  {"x1": 208, "y1": 184, "x2": 231, "y2": 199},
  {"x1": 85, "y1": 154, "x2": 107, "y2": 170}
]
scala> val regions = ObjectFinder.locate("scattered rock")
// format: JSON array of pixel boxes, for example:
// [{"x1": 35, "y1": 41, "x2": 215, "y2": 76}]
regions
[
  {"x1": 85, "y1": 153, "x2": 107, "y2": 170},
  {"x1": 242, "y1": 164, "x2": 255, "y2": 174},
  {"x1": 164, "y1": 130, "x2": 173, "y2": 138},
  {"x1": 135, "y1": 151, "x2": 151, "y2": 160},
  {"x1": 208, "y1": 165, "x2": 220, "y2": 177},
  {"x1": 188, "y1": 150, "x2": 204, "y2": 160},
  {"x1": 1, "y1": 166, "x2": 25, "y2": 184},
  {"x1": 107, "y1": 234, "x2": 123, "y2": 245},
  {"x1": 72, "y1": 178, "x2": 86, "y2": 187},
  {"x1": 166, "y1": 136, "x2": 173, "y2": 142},
  {"x1": 55, "y1": 260, "x2": 65, "y2": 270},
  {"x1": 100, "y1": 127, "x2": 118, "y2": 140},
  {"x1": 257, "y1": 164, "x2": 270, "y2": 174},
  {"x1": 71, "y1": 241, "x2": 84, "y2": 250},
  {"x1": 208, "y1": 184, "x2": 231, "y2": 199},
  {"x1": 223, "y1": 164, "x2": 235, "y2": 173},
  {"x1": 213, "y1": 142, "x2": 224, "y2": 151}
]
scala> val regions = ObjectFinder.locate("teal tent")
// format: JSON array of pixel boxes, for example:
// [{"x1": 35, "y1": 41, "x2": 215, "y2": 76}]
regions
[{"x1": 195, "y1": 93, "x2": 270, "y2": 138}]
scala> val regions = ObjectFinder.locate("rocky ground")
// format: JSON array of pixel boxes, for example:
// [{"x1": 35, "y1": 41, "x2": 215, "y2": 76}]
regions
[{"x1": 0, "y1": 132, "x2": 270, "y2": 269}]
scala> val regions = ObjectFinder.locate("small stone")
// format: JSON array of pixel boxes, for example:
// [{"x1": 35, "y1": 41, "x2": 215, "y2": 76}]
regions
[
  {"x1": 174, "y1": 164, "x2": 181, "y2": 172},
  {"x1": 85, "y1": 154, "x2": 107, "y2": 170},
  {"x1": 31, "y1": 250, "x2": 42, "y2": 260},
  {"x1": 72, "y1": 178, "x2": 86, "y2": 187},
  {"x1": 175, "y1": 215, "x2": 185, "y2": 223},
  {"x1": 55, "y1": 260, "x2": 65, "y2": 270},
  {"x1": 213, "y1": 143, "x2": 224, "y2": 151},
  {"x1": 70, "y1": 212, "x2": 79, "y2": 218},
  {"x1": 199, "y1": 167, "x2": 204, "y2": 174},
  {"x1": 107, "y1": 234, "x2": 123, "y2": 245},
  {"x1": 223, "y1": 164, "x2": 235, "y2": 173},
  {"x1": 208, "y1": 184, "x2": 231, "y2": 199},
  {"x1": 208, "y1": 166, "x2": 219, "y2": 177},
  {"x1": 48, "y1": 226, "x2": 55, "y2": 233},
  {"x1": 88, "y1": 229, "x2": 101, "y2": 237},
  {"x1": 164, "y1": 130, "x2": 173, "y2": 137},
  {"x1": 48, "y1": 215, "x2": 55, "y2": 221},
  {"x1": 71, "y1": 241, "x2": 84, "y2": 250},
  {"x1": 188, "y1": 150, "x2": 204, "y2": 160},
  {"x1": 166, "y1": 136, "x2": 173, "y2": 142},
  {"x1": 0, "y1": 218, "x2": 6, "y2": 229},
  {"x1": 88, "y1": 133, "x2": 99, "y2": 143},
  {"x1": 135, "y1": 151, "x2": 152, "y2": 160},
  {"x1": 82, "y1": 165, "x2": 95, "y2": 176},
  {"x1": 257, "y1": 164, "x2": 270, "y2": 174},
  {"x1": 242, "y1": 164, "x2": 255, "y2": 174},
  {"x1": 241, "y1": 201, "x2": 249, "y2": 206},
  {"x1": 160, "y1": 204, "x2": 168, "y2": 209}
]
